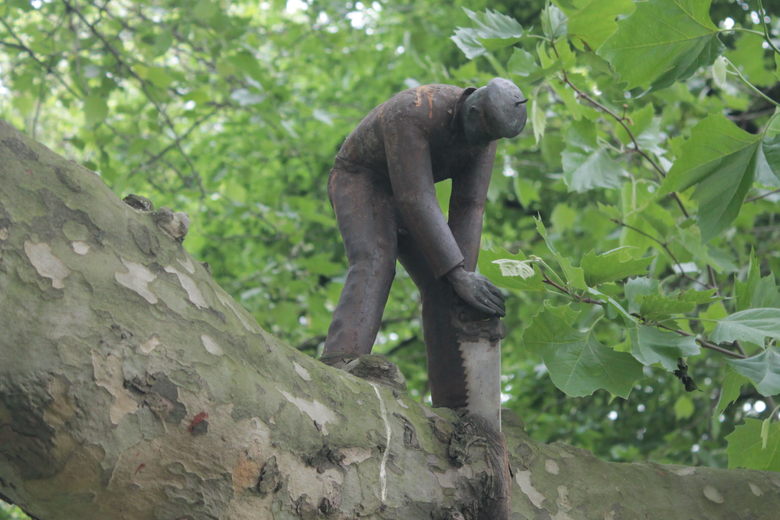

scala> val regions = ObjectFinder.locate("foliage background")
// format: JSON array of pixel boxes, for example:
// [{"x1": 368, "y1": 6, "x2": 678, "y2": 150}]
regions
[{"x1": 1, "y1": 5, "x2": 778, "y2": 511}]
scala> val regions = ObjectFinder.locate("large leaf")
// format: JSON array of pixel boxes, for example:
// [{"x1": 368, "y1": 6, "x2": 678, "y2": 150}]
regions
[
  {"x1": 524, "y1": 305, "x2": 643, "y2": 398},
  {"x1": 714, "y1": 369, "x2": 749, "y2": 416},
  {"x1": 451, "y1": 8, "x2": 524, "y2": 59},
  {"x1": 726, "y1": 419, "x2": 780, "y2": 471},
  {"x1": 598, "y1": 0, "x2": 723, "y2": 91},
  {"x1": 535, "y1": 218, "x2": 586, "y2": 289},
  {"x1": 561, "y1": 120, "x2": 625, "y2": 192},
  {"x1": 629, "y1": 325, "x2": 700, "y2": 371},
  {"x1": 581, "y1": 248, "x2": 652, "y2": 286},
  {"x1": 712, "y1": 309, "x2": 780, "y2": 346},
  {"x1": 553, "y1": 0, "x2": 634, "y2": 50},
  {"x1": 735, "y1": 252, "x2": 780, "y2": 311},
  {"x1": 661, "y1": 114, "x2": 761, "y2": 241},
  {"x1": 726, "y1": 348, "x2": 780, "y2": 397}
]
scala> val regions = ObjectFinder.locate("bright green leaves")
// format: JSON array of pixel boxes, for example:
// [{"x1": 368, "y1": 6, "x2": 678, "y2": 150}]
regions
[
  {"x1": 524, "y1": 305, "x2": 642, "y2": 398},
  {"x1": 451, "y1": 8, "x2": 523, "y2": 59},
  {"x1": 553, "y1": 0, "x2": 634, "y2": 50},
  {"x1": 561, "y1": 120, "x2": 625, "y2": 192},
  {"x1": 83, "y1": 95, "x2": 108, "y2": 127},
  {"x1": 662, "y1": 114, "x2": 761, "y2": 241},
  {"x1": 726, "y1": 348, "x2": 780, "y2": 397},
  {"x1": 599, "y1": 0, "x2": 723, "y2": 91},
  {"x1": 581, "y1": 249, "x2": 651, "y2": 286},
  {"x1": 726, "y1": 419, "x2": 780, "y2": 472}
]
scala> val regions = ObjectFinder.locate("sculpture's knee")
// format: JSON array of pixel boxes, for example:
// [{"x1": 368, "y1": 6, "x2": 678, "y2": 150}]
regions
[{"x1": 348, "y1": 252, "x2": 396, "y2": 284}]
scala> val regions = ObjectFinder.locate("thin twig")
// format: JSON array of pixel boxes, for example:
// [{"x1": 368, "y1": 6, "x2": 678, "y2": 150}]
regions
[
  {"x1": 548, "y1": 41, "x2": 691, "y2": 218},
  {"x1": 64, "y1": 0, "x2": 207, "y2": 196},
  {"x1": 609, "y1": 218, "x2": 713, "y2": 289},
  {"x1": 746, "y1": 188, "x2": 780, "y2": 202}
]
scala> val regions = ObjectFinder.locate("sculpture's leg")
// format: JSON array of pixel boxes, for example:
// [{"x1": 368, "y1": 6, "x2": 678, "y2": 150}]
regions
[{"x1": 322, "y1": 169, "x2": 398, "y2": 361}]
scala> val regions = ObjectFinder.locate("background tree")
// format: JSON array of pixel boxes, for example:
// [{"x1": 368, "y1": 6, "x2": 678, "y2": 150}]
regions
[{"x1": 1, "y1": 0, "x2": 779, "y2": 515}]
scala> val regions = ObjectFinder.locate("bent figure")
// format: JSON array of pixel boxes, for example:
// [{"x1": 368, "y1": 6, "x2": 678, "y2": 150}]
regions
[{"x1": 322, "y1": 78, "x2": 527, "y2": 409}]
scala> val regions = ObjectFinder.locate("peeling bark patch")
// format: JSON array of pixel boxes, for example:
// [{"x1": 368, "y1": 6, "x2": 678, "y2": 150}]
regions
[
  {"x1": 371, "y1": 383, "x2": 391, "y2": 503},
  {"x1": 115, "y1": 259, "x2": 158, "y2": 304},
  {"x1": 749, "y1": 482, "x2": 763, "y2": 496},
  {"x1": 201, "y1": 334, "x2": 224, "y2": 356},
  {"x1": 545, "y1": 459, "x2": 559, "y2": 475},
  {"x1": 293, "y1": 362, "x2": 312, "y2": 382},
  {"x1": 2, "y1": 137, "x2": 38, "y2": 161},
  {"x1": 703, "y1": 485, "x2": 724, "y2": 504},
  {"x1": 72, "y1": 241, "x2": 90, "y2": 255},
  {"x1": 91, "y1": 351, "x2": 139, "y2": 424},
  {"x1": 0, "y1": 226, "x2": 8, "y2": 240},
  {"x1": 232, "y1": 454, "x2": 261, "y2": 494},
  {"x1": 139, "y1": 335, "x2": 160, "y2": 354},
  {"x1": 165, "y1": 265, "x2": 207, "y2": 308},
  {"x1": 280, "y1": 390, "x2": 337, "y2": 435},
  {"x1": 216, "y1": 289, "x2": 260, "y2": 333},
  {"x1": 178, "y1": 255, "x2": 196, "y2": 274},
  {"x1": 24, "y1": 241, "x2": 69, "y2": 289},
  {"x1": 671, "y1": 466, "x2": 696, "y2": 476},
  {"x1": 515, "y1": 470, "x2": 545, "y2": 509},
  {"x1": 339, "y1": 447, "x2": 372, "y2": 466}
]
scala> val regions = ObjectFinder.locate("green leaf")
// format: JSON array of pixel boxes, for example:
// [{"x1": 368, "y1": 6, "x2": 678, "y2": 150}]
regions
[
  {"x1": 524, "y1": 305, "x2": 643, "y2": 398},
  {"x1": 478, "y1": 248, "x2": 544, "y2": 292},
  {"x1": 726, "y1": 348, "x2": 780, "y2": 397},
  {"x1": 712, "y1": 55, "x2": 728, "y2": 89},
  {"x1": 661, "y1": 114, "x2": 760, "y2": 241},
  {"x1": 581, "y1": 248, "x2": 652, "y2": 286},
  {"x1": 624, "y1": 277, "x2": 658, "y2": 314},
  {"x1": 562, "y1": 148, "x2": 624, "y2": 193},
  {"x1": 555, "y1": 0, "x2": 634, "y2": 50},
  {"x1": 761, "y1": 134, "x2": 780, "y2": 183},
  {"x1": 727, "y1": 32, "x2": 776, "y2": 87},
  {"x1": 726, "y1": 419, "x2": 780, "y2": 471},
  {"x1": 629, "y1": 325, "x2": 700, "y2": 371},
  {"x1": 598, "y1": 0, "x2": 724, "y2": 91},
  {"x1": 674, "y1": 395, "x2": 694, "y2": 420},
  {"x1": 712, "y1": 309, "x2": 780, "y2": 346},
  {"x1": 530, "y1": 98, "x2": 546, "y2": 144},
  {"x1": 735, "y1": 252, "x2": 780, "y2": 311},
  {"x1": 84, "y1": 95, "x2": 108, "y2": 127},
  {"x1": 452, "y1": 8, "x2": 523, "y2": 59},
  {"x1": 541, "y1": 4, "x2": 567, "y2": 39},
  {"x1": 507, "y1": 48, "x2": 540, "y2": 78},
  {"x1": 715, "y1": 369, "x2": 749, "y2": 416},
  {"x1": 535, "y1": 218, "x2": 587, "y2": 290}
]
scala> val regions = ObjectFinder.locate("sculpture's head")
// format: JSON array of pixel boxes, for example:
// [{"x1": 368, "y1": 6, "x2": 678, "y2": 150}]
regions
[{"x1": 462, "y1": 78, "x2": 527, "y2": 145}]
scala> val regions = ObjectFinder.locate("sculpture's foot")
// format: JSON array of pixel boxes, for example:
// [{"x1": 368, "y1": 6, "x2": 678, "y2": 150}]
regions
[{"x1": 321, "y1": 353, "x2": 407, "y2": 392}]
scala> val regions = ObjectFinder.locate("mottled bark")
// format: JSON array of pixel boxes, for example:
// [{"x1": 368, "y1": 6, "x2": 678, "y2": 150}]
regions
[{"x1": 0, "y1": 120, "x2": 778, "y2": 520}]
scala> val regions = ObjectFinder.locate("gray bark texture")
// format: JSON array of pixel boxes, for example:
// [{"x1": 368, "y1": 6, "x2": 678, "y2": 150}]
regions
[{"x1": 0, "y1": 120, "x2": 778, "y2": 520}]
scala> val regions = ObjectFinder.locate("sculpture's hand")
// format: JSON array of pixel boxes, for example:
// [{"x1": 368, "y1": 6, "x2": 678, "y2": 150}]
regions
[{"x1": 446, "y1": 266, "x2": 506, "y2": 317}]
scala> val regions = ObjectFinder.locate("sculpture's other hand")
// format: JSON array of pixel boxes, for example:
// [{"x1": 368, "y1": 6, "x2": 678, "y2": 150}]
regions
[{"x1": 446, "y1": 266, "x2": 506, "y2": 317}]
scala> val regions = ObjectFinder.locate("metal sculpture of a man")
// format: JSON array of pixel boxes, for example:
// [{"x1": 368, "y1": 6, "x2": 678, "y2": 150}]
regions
[{"x1": 322, "y1": 78, "x2": 527, "y2": 413}]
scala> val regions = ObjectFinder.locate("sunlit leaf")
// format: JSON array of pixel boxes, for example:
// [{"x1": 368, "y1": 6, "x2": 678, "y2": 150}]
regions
[
  {"x1": 478, "y1": 248, "x2": 544, "y2": 292},
  {"x1": 84, "y1": 95, "x2": 108, "y2": 127},
  {"x1": 598, "y1": 0, "x2": 723, "y2": 90},
  {"x1": 554, "y1": 0, "x2": 634, "y2": 50},
  {"x1": 726, "y1": 419, "x2": 780, "y2": 471},
  {"x1": 726, "y1": 347, "x2": 780, "y2": 397},
  {"x1": 674, "y1": 395, "x2": 694, "y2": 420},
  {"x1": 452, "y1": 8, "x2": 523, "y2": 59}
]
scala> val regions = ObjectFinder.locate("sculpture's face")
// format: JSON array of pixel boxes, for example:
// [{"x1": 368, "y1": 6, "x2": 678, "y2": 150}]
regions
[{"x1": 463, "y1": 78, "x2": 527, "y2": 145}]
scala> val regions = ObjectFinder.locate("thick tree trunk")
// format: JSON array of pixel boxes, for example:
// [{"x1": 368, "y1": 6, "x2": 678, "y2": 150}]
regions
[{"x1": 0, "y1": 120, "x2": 778, "y2": 520}]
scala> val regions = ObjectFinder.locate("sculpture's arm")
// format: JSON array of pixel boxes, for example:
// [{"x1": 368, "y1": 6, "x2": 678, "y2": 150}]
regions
[
  {"x1": 448, "y1": 142, "x2": 497, "y2": 271},
  {"x1": 384, "y1": 124, "x2": 464, "y2": 279}
]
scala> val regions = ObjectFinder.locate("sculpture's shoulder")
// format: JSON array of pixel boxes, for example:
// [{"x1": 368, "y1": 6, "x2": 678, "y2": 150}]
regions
[{"x1": 379, "y1": 84, "x2": 464, "y2": 127}]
